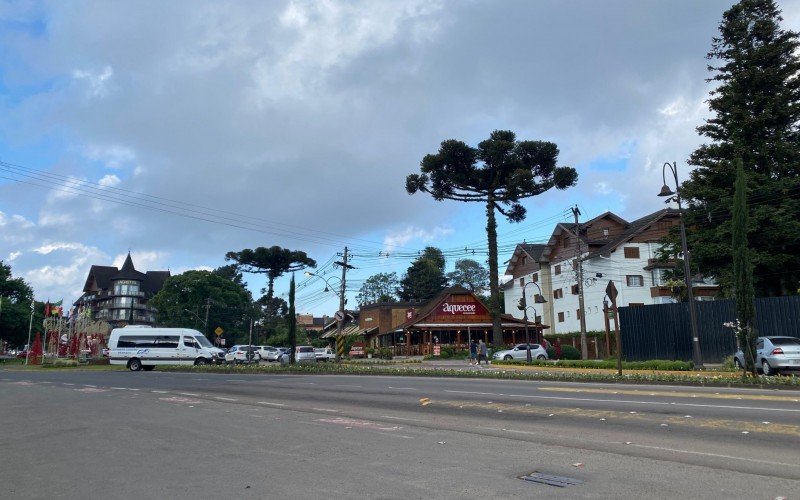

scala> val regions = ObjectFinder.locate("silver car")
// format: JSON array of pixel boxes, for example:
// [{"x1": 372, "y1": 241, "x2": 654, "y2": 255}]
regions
[
  {"x1": 735, "y1": 336, "x2": 800, "y2": 375},
  {"x1": 493, "y1": 343, "x2": 548, "y2": 361}
]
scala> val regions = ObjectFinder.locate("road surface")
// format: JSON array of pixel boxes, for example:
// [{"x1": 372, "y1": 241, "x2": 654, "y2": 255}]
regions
[{"x1": 1, "y1": 369, "x2": 798, "y2": 499}]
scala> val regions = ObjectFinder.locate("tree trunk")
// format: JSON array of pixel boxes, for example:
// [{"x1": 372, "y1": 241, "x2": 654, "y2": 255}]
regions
[{"x1": 485, "y1": 196, "x2": 502, "y2": 345}]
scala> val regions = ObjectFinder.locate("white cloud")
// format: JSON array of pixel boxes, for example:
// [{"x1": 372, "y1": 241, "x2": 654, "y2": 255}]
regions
[
  {"x1": 83, "y1": 144, "x2": 135, "y2": 168},
  {"x1": 112, "y1": 250, "x2": 168, "y2": 272},
  {"x1": 595, "y1": 182, "x2": 612, "y2": 195},
  {"x1": 7, "y1": 251, "x2": 22, "y2": 262},
  {"x1": 383, "y1": 225, "x2": 454, "y2": 250},
  {"x1": 98, "y1": 174, "x2": 121, "y2": 188},
  {"x1": 33, "y1": 242, "x2": 89, "y2": 255},
  {"x1": 72, "y1": 65, "x2": 114, "y2": 98}
]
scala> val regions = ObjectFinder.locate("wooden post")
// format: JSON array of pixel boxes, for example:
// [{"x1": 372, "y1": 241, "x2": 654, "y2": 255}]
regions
[{"x1": 613, "y1": 301, "x2": 622, "y2": 376}]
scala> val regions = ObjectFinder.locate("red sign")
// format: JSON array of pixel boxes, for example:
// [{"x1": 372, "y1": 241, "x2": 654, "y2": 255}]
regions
[
  {"x1": 436, "y1": 297, "x2": 489, "y2": 316},
  {"x1": 349, "y1": 342, "x2": 366, "y2": 358}
]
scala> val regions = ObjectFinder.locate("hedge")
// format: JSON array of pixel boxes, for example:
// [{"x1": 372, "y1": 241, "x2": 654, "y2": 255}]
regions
[{"x1": 493, "y1": 359, "x2": 696, "y2": 371}]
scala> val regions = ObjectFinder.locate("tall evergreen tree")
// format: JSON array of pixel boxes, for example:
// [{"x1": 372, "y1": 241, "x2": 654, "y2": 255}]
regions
[
  {"x1": 732, "y1": 159, "x2": 758, "y2": 375},
  {"x1": 406, "y1": 131, "x2": 577, "y2": 343},
  {"x1": 682, "y1": 0, "x2": 800, "y2": 296},
  {"x1": 398, "y1": 247, "x2": 448, "y2": 302},
  {"x1": 288, "y1": 274, "x2": 296, "y2": 364}
]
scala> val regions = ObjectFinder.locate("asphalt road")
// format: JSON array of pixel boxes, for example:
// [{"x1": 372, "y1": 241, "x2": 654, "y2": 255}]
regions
[{"x1": 1, "y1": 369, "x2": 799, "y2": 499}]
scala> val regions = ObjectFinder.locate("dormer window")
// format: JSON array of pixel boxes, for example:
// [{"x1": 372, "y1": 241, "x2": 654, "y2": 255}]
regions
[{"x1": 521, "y1": 255, "x2": 527, "y2": 265}]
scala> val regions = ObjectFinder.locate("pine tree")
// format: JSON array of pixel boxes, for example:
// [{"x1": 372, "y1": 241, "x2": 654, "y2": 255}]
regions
[
  {"x1": 398, "y1": 247, "x2": 448, "y2": 302},
  {"x1": 682, "y1": 0, "x2": 800, "y2": 296},
  {"x1": 288, "y1": 274, "x2": 296, "y2": 364}
]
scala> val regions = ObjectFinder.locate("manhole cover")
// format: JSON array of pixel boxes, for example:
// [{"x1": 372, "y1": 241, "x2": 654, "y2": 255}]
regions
[{"x1": 519, "y1": 472, "x2": 584, "y2": 488}]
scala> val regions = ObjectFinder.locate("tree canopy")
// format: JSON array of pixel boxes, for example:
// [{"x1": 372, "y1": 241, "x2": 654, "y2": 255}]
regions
[
  {"x1": 682, "y1": 0, "x2": 800, "y2": 296},
  {"x1": 447, "y1": 259, "x2": 489, "y2": 293},
  {"x1": 225, "y1": 246, "x2": 316, "y2": 316},
  {"x1": 149, "y1": 270, "x2": 255, "y2": 344},
  {"x1": 398, "y1": 247, "x2": 447, "y2": 302},
  {"x1": 355, "y1": 272, "x2": 399, "y2": 306},
  {"x1": 0, "y1": 261, "x2": 42, "y2": 347},
  {"x1": 406, "y1": 130, "x2": 577, "y2": 342}
]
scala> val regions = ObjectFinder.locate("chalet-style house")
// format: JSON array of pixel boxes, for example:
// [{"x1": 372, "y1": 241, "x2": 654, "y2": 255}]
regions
[
  {"x1": 502, "y1": 209, "x2": 718, "y2": 334},
  {"x1": 74, "y1": 253, "x2": 170, "y2": 329}
]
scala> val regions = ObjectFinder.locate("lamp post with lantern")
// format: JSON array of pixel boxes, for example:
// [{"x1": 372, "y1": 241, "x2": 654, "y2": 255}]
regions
[{"x1": 517, "y1": 280, "x2": 547, "y2": 363}]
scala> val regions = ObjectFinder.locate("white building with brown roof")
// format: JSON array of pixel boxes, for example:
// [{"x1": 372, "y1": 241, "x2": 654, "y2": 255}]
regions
[{"x1": 503, "y1": 209, "x2": 718, "y2": 334}]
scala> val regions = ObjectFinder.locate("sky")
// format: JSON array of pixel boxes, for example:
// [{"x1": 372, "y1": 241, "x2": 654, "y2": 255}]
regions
[{"x1": 2, "y1": 0, "x2": 799, "y2": 316}]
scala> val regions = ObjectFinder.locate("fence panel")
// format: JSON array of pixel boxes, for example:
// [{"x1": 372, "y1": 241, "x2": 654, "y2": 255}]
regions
[{"x1": 618, "y1": 296, "x2": 800, "y2": 363}]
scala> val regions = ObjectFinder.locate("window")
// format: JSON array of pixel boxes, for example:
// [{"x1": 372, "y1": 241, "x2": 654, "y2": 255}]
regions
[
  {"x1": 117, "y1": 335, "x2": 180, "y2": 349},
  {"x1": 626, "y1": 275, "x2": 644, "y2": 287},
  {"x1": 532, "y1": 273, "x2": 538, "y2": 282},
  {"x1": 521, "y1": 255, "x2": 527, "y2": 265},
  {"x1": 554, "y1": 264, "x2": 562, "y2": 275},
  {"x1": 519, "y1": 277, "x2": 524, "y2": 287},
  {"x1": 623, "y1": 247, "x2": 640, "y2": 259},
  {"x1": 563, "y1": 237, "x2": 570, "y2": 248},
  {"x1": 183, "y1": 337, "x2": 198, "y2": 348},
  {"x1": 114, "y1": 280, "x2": 140, "y2": 296},
  {"x1": 553, "y1": 288, "x2": 563, "y2": 299},
  {"x1": 571, "y1": 284, "x2": 579, "y2": 295},
  {"x1": 558, "y1": 312, "x2": 565, "y2": 322}
]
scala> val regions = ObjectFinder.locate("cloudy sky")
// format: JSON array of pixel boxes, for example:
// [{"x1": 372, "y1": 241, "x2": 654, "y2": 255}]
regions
[{"x1": 2, "y1": 0, "x2": 799, "y2": 315}]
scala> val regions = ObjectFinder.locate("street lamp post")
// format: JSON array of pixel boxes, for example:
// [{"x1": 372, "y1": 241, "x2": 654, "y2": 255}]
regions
[
  {"x1": 659, "y1": 161, "x2": 703, "y2": 368},
  {"x1": 518, "y1": 281, "x2": 547, "y2": 363},
  {"x1": 305, "y1": 271, "x2": 346, "y2": 360}
]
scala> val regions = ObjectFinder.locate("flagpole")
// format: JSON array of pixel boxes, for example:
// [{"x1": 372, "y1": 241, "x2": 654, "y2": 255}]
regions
[{"x1": 25, "y1": 299, "x2": 35, "y2": 366}]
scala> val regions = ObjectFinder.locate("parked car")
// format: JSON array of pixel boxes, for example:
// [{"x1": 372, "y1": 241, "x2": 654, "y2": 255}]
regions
[
  {"x1": 492, "y1": 343, "x2": 548, "y2": 361},
  {"x1": 278, "y1": 345, "x2": 317, "y2": 363},
  {"x1": 315, "y1": 347, "x2": 336, "y2": 362},
  {"x1": 256, "y1": 345, "x2": 274, "y2": 359},
  {"x1": 224, "y1": 345, "x2": 260, "y2": 364},
  {"x1": 260, "y1": 347, "x2": 284, "y2": 362},
  {"x1": 735, "y1": 336, "x2": 800, "y2": 375}
]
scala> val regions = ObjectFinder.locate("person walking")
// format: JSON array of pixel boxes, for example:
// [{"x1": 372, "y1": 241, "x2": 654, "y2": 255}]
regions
[
  {"x1": 478, "y1": 339, "x2": 488, "y2": 365},
  {"x1": 469, "y1": 339, "x2": 478, "y2": 365}
]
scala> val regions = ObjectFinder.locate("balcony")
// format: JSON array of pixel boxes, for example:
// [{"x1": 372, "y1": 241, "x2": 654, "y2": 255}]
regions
[{"x1": 644, "y1": 258, "x2": 677, "y2": 270}]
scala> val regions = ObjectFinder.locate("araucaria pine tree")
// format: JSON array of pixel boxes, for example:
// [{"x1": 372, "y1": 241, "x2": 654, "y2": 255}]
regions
[{"x1": 682, "y1": 0, "x2": 800, "y2": 296}]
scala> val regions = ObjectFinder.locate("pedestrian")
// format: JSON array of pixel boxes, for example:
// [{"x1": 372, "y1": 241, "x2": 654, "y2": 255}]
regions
[
  {"x1": 478, "y1": 339, "x2": 488, "y2": 365},
  {"x1": 469, "y1": 339, "x2": 478, "y2": 365}
]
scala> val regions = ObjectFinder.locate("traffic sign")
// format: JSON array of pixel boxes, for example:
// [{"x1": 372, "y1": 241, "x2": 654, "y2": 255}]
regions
[
  {"x1": 214, "y1": 327, "x2": 224, "y2": 336},
  {"x1": 605, "y1": 281, "x2": 618, "y2": 302},
  {"x1": 334, "y1": 310, "x2": 345, "y2": 322}
]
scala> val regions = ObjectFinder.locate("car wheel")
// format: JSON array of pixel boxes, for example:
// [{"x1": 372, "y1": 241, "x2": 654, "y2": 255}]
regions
[
  {"x1": 734, "y1": 357, "x2": 742, "y2": 369},
  {"x1": 762, "y1": 359, "x2": 777, "y2": 376},
  {"x1": 142, "y1": 365, "x2": 155, "y2": 371},
  {"x1": 195, "y1": 358, "x2": 209, "y2": 366},
  {"x1": 537, "y1": 355, "x2": 546, "y2": 361},
  {"x1": 503, "y1": 355, "x2": 513, "y2": 361},
  {"x1": 128, "y1": 358, "x2": 142, "y2": 372}
]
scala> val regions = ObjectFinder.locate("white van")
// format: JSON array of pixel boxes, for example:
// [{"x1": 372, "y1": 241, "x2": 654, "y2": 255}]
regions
[{"x1": 108, "y1": 325, "x2": 225, "y2": 371}]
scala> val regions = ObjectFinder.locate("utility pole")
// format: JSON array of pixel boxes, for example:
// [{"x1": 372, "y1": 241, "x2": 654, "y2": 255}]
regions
[
  {"x1": 204, "y1": 298, "x2": 212, "y2": 340},
  {"x1": 572, "y1": 205, "x2": 588, "y2": 360},
  {"x1": 334, "y1": 247, "x2": 355, "y2": 361}
]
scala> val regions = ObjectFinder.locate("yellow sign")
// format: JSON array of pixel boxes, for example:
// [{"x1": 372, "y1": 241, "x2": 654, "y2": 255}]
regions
[{"x1": 214, "y1": 327, "x2": 224, "y2": 336}]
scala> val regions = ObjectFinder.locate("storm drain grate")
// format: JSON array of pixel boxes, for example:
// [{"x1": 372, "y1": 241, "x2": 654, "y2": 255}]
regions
[{"x1": 518, "y1": 472, "x2": 584, "y2": 488}]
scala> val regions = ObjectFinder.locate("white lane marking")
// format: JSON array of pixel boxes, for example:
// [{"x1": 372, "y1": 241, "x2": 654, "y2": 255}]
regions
[
  {"x1": 335, "y1": 384, "x2": 362, "y2": 388},
  {"x1": 443, "y1": 390, "x2": 800, "y2": 412},
  {"x1": 258, "y1": 401, "x2": 286, "y2": 407},
  {"x1": 214, "y1": 397, "x2": 238, "y2": 401},
  {"x1": 312, "y1": 408, "x2": 340, "y2": 412},
  {"x1": 625, "y1": 443, "x2": 799, "y2": 468},
  {"x1": 180, "y1": 392, "x2": 201, "y2": 397},
  {"x1": 62, "y1": 383, "x2": 75, "y2": 386},
  {"x1": 127, "y1": 388, "x2": 140, "y2": 391},
  {"x1": 299, "y1": 382, "x2": 316, "y2": 385},
  {"x1": 388, "y1": 387, "x2": 417, "y2": 390},
  {"x1": 379, "y1": 415, "x2": 425, "y2": 422},
  {"x1": 110, "y1": 387, "x2": 128, "y2": 390},
  {"x1": 151, "y1": 390, "x2": 169, "y2": 394},
  {"x1": 83, "y1": 384, "x2": 97, "y2": 388}
]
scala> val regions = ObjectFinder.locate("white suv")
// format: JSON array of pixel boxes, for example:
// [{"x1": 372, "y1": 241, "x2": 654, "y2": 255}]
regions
[
  {"x1": 224, "y1": 345, "x2": 260, "y2": 364},
  {"x1": 279, "y1": 346, "x2": 317, "y2": 363}
]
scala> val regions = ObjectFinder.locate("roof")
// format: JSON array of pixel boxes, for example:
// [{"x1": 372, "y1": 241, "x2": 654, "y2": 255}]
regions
[
  {"x1": 587, "y1": 208, "x2": 678, "y2": 258},
  {"x1": 503, "y1": 243, "x2": 547, "y2": 276},
  {"x1": 80, "y1": 253, "x2": 170, "y2": 297}
]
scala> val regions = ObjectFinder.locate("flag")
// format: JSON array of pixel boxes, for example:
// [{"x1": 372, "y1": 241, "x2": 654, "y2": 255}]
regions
[{"x1": 51, "y1": 299, "x2": 63, "y2": 316}]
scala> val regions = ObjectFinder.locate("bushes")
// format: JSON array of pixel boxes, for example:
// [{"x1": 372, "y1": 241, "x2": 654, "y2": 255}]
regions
[
  {"x1": 377, "y1": 347, "x2": 393, "y2": 360},
  {"x1": 494, "y1": 358, "x2": 696, "y2": 371},
  {"x1": 560, "y1": 345, "x2": 581, "y2": 360}
]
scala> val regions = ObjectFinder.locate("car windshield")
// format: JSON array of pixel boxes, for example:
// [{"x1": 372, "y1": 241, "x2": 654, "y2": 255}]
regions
[
  {"x1": 771, "y1": 337, "x2": 800, "y2": 346},
  {"x1": 194, "y1": 336, "x2": 213, "y2": 348},
  {"x1": 298, "y1": 347, "x2": 314, "y2": 353}
]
